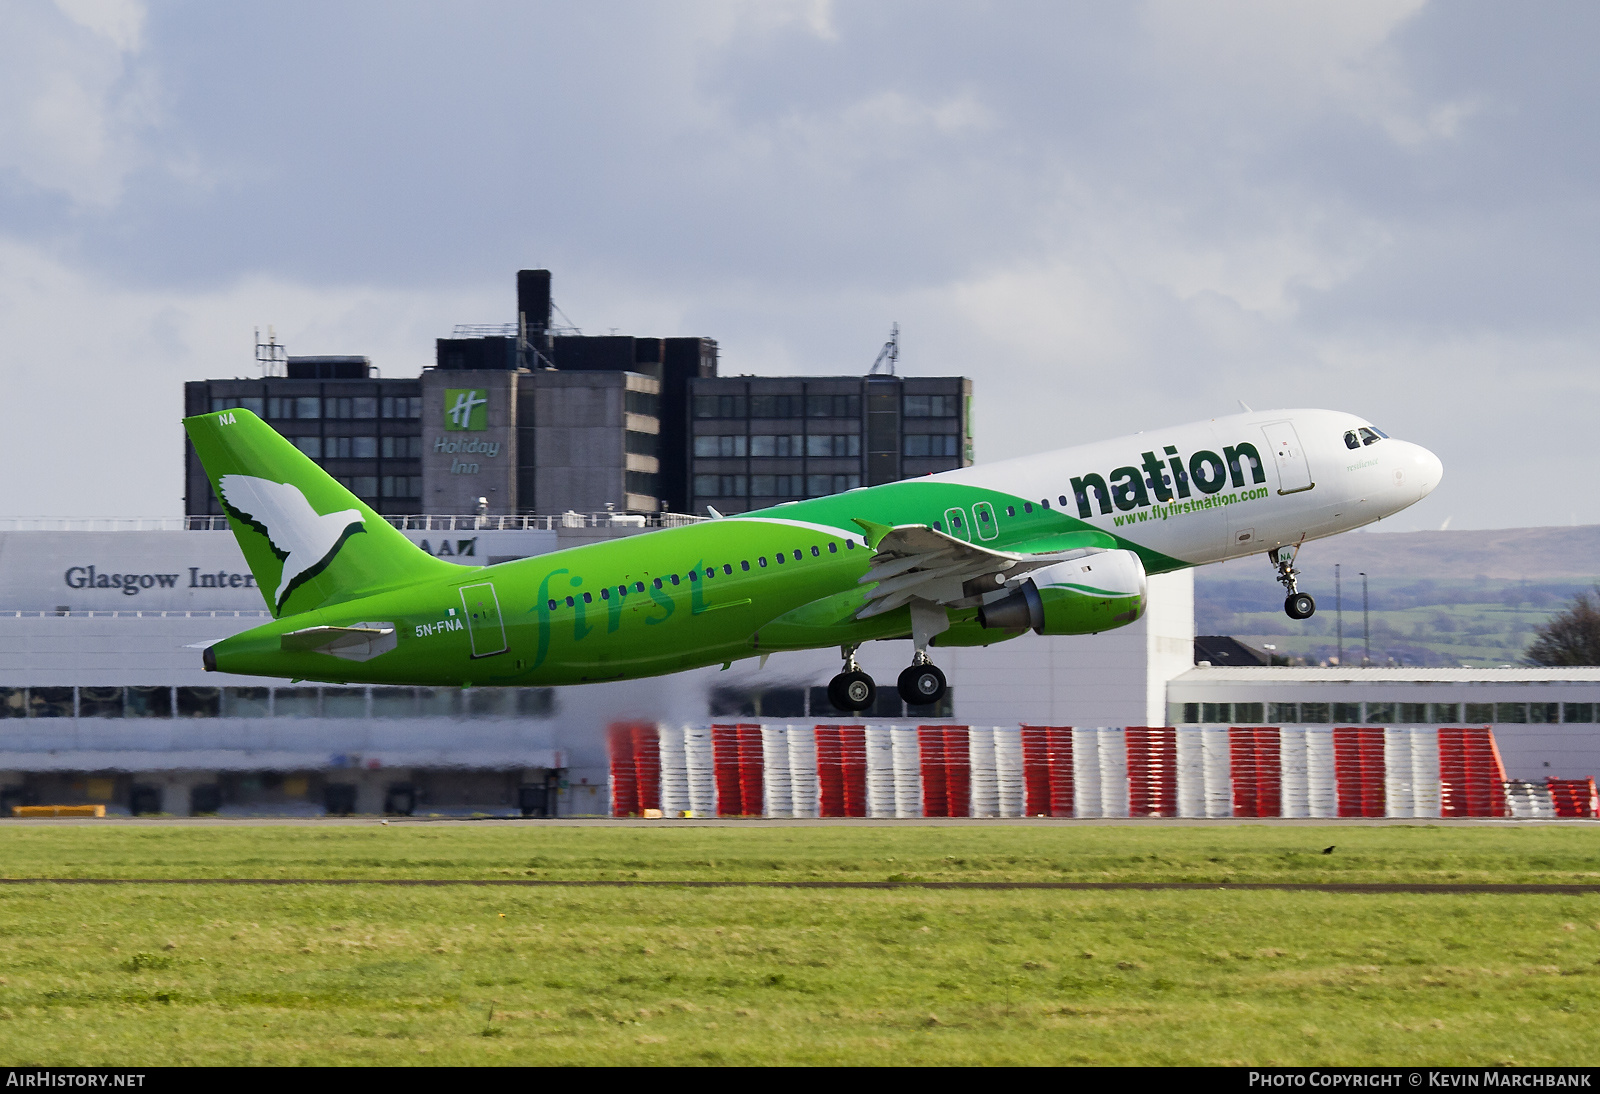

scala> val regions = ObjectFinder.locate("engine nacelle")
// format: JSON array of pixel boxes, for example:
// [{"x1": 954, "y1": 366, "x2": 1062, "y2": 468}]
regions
[{"x1": 976, "y1": 550, "x2": 1147, "y2": 636}]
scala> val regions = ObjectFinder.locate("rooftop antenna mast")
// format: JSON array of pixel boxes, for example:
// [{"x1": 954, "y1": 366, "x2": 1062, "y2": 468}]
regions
[
  {"x1": 255, "y1": 326, "x2": 287, "y2": 377},
  {"x1": 869, "y1": 322, "x2": 899, "y2": 376}
]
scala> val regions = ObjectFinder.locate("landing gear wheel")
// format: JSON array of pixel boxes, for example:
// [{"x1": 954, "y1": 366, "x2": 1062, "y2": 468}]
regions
[
  {"x1": 828, "y1": 670, "x2": 877, "y2": 712},
  {"x1": 1285, "y1": 592, "x2": 1316, "y2": 620},
  {"x1": 898, "y1": 663, "x2": 947, "y2": 706}
]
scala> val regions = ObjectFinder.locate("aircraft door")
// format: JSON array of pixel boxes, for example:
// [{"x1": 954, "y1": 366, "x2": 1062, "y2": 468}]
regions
[
  {"x1": 1261, "y1": 421, "x2": 1314, "y2": 495},
  {"x1": 971, "y1": 501, "x2": 999, "y2": 541},
  {"x1": 943, "y1": 507, "x2": 970, "y2": 542},
  {"x1": 459, "y1": 581, "x2": 508, "y2": 657}
]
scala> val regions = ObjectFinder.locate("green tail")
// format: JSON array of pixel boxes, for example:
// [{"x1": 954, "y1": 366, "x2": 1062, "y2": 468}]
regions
[{"x1": 184, "y1": 408, "x2": 462, "y2": 618}]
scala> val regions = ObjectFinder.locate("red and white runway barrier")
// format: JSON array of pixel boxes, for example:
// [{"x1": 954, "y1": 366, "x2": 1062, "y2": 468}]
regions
[{"x1": 608, "y1": 723, "x2": 1597, "y2": 820}]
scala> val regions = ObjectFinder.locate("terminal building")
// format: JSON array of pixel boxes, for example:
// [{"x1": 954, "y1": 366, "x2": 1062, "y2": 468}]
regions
[{"x1": 2, "y1": 513, "x2": 1597, "y2": 817}]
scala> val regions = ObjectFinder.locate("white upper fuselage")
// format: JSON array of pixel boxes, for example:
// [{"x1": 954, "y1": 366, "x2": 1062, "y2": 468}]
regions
[{"x1": 932, "y1": 408, "x2": 1442, "y2": 568}]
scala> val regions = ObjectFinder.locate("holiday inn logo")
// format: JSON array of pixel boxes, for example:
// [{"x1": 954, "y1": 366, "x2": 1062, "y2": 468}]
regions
[{"x1": 444, "y1": 389, "x2": 489, "y2": 431}]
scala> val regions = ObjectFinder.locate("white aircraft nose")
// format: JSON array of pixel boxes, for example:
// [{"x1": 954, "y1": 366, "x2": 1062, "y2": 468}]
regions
[{"x1": 1403, "y1": 442, "x2": 1443, "y2": 498}]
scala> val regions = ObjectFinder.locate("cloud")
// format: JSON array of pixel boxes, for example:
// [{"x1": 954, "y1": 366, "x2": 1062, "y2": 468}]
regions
[
  {"x1": 0, "y1": 237, "x2": 498, "y2": 515},
  {"x1": 0, "y1": 1, "x2": 1596, "y2": 531},
  {"x1": 0, "y1": 0, "x2": 158, "y2": 208}
]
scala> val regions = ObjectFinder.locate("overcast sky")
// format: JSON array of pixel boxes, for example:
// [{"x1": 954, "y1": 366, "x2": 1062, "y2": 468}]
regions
[{"x1": 1, "y1": 0, "x2": 1595, "y2": 528}]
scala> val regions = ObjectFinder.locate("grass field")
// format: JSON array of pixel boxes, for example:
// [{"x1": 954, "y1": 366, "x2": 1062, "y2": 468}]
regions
[{"x1": 1, "y1": 823, "x2": 1598, "y2": 1065}]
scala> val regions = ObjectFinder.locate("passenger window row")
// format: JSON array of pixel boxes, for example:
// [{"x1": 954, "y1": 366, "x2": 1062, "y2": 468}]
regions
[{"x1": 545, "y1": 540, "x2": 859, "y2": 610}]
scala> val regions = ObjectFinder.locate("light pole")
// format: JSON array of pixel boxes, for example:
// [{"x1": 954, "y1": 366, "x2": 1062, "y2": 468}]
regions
[
  {"x1": 1359, "y1": 571, "x2": 1370, "y2": 666},
  {"x1": 1335, "y1": 564, "x2": 1343, "y2": 665}
]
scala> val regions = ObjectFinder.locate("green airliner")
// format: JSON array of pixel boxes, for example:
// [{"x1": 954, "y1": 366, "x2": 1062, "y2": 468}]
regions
[{"x1": 187, "y1": 406, "x2": 1441, "y2": 711}]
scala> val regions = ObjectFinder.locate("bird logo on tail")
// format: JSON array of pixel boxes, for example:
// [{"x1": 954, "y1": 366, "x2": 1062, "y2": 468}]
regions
[{"x1": 218, "y1": 475, "x2": 365, "y2": 612}]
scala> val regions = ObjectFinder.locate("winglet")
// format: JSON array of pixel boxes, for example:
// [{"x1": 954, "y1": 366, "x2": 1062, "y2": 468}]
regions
[{"x1": 851, "y1": 517, "x2": 895, "y2": 550}]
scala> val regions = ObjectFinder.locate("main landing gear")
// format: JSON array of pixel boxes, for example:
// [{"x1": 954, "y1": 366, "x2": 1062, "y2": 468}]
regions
[
  {"x1": 898, "y1": 654, "x2": 947, "y2": 707},
  {"x1": 827, "y1": 647, "x2": 876, "y2": 713},
  {"x1": 1271, "y1": 544, "x2": 1316, "y2": 620},
  {"x1": 826, "y1": 646, "x2": 950, "y2": 713}
]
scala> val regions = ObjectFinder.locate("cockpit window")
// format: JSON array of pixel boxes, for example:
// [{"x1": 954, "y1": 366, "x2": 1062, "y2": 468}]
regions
[
  {"x1": 1344, "y1": 430, "x2": 1360, "y2": 450},
  {"x1": 1359, "y1": 427, "x2": 1381, "y2": 446}
]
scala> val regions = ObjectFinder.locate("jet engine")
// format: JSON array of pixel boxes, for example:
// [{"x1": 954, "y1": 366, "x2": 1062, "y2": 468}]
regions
[{"x1": 976, "y1": 550, "x2": 1147, "y2": 635}]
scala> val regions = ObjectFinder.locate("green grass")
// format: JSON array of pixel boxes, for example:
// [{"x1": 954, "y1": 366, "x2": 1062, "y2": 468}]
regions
[
  {"x1": 3, "y1": 823, "x2": 1599, "y2": 884},
  {"x1": 1, "y1": 825, "x2": 1598, "y2": 1064}
]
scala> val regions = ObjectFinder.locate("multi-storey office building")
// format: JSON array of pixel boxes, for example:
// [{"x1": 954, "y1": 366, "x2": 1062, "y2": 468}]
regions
[
  {"x1": 686, "y1": 375, "x2": 972, "y2": 515},
  {"x1": 186, "y1": 358, "x2": 427, "y2": 518},
  {"x1": 186, "y1": 359, "x2": 664, "y2": 518},
  {"x1": 187, "y1": 269, "x2": 971, "y2": 520}
]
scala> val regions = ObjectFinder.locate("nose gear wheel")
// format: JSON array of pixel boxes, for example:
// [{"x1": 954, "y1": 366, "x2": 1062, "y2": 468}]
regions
[{"x1": 1269, "y1": 544, "x2": 1315, "y2": 619}]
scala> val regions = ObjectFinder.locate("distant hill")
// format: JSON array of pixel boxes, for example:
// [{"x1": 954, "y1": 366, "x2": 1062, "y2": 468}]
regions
[
  {"x1": 1193, "y1": 524, "x2": 1600, "y2": 668},
  {"x1": 1273, "y1": 524, "x2": 1600, "y2": 582}
]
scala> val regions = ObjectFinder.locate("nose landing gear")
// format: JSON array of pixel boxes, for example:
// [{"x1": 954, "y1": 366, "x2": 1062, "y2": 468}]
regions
[
  {"x1": 1271, "y1": 544, "x2": 1316, "y2": 620},
  {"x1": 826, "y1": 645, "x2": 877, "y2": 712}
]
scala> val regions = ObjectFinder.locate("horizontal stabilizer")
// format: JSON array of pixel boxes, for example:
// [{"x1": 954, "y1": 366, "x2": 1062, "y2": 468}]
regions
[{"x1": 279, "y1": 623, "x2": 397, "y2": 662}]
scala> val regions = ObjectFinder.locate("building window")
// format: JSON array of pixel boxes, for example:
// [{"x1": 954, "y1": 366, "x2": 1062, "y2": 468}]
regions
[
  {"x1": 806, "y1": 394, "x2": 861, "y2": 418},
  {"x1": 382, "y1": 475, "x2": 421, "y2": 498},
  {"x1": 417, "y1": 688, "x2": 459, "y2": 717},
  {"x1": 341, "y1": 476, "x2": 378, "y2": 498},
  {"x1": 324, "y1": 689, "x2": 366, "y2": 718},
  {"x1": 222, "y1": 687, "x2": 270, "y2": 718},
  {"x1": 1399, "y1": 703, "x2": 1427, "y2": 723},
  {"x1": 371, "y1": 688, "x2": 415, "y2": 718},
  {"x1": 177, "y1": 687, "x2": 221, "y2": 718},
  {"x1": 1201, "y1": 702, "x2": 1230, "y2": 723},
  {"x1": 804, "y1": 474, "x2": 858, "y2": 496},
  {"x1": 381, "y1": 436, "x2": 422, "y2": 459},
  {"x1": 1177, "y1": 702, "x2": 1199, "y2": 724},
  {"x1": 693, "y1": 394, "x2": 747, "y2": 418},
  {"x1": 624, "y1": 471, "x2": 658, "y2": 497},
  {"x1": 693, "y1": 475, "x2": 747, "y2": 498},
  {"x1": 295, "y1": 396, "x2": 321, "y2": 419},
  {"x1": 1233, "y1": 702, "x2": 1264, "y2": 723},
  {"x1": 1332, "y1": 702, "x2": 1361, "y2": 722},
  {"x1": 211, "y1": 396, "x2": 265, "y2": 415},
  {"x1": 381, "y1": 396, "x2": 422, "y2": 419},
  {"x1": 751, "y1": 474, "x2": 811, "y2": 498},
  {"x1": 275, "y1": 687, "x2": 320, "y2": 717},
  {"x1": 904, "y1": 393, "x2": 959, "y2": 417},
  {"x1": 323, "y1": 436, "x2": 379, "y2": 459},
  {"x1": 126, "y1": 686, "x2": 172, "y2": 718},
  {"x1": 625, "y1": 390, "x2": 659, "y2": 418},
  {"x1": 1529, "y1": 702, "x2": 1560, "y2": 724},
  {"x1": 806, "y1": 434, "x2": 861, "y2": 457},
  {"x1": 1565, "y1": 703, "x2": 1596, "y2": 723},
  {"x1": 749, "y1": 435, "x2": 804, "y2": 458},
  {"x1": 1268, "y1": 702, "x2": 1297, "y2": 723},
  {"x1": 1299, "y1": 703, "x2": 1330, "y2": 723},
  {"x1": 693, "y1": 435, "x2": 746, "y2": 458},
  {"x1": 749, "y1": 394, "x2": 804, "y2": 418},
  {"x1": 77, "y1": 687, "x2": 122, "y2": 718},
  {"x1": 1430, "y1": 703, "x2": 1460, "y2": 723},
  {"x1": 1464, "y1": 703, "x2": 1494, "y2": 723},
  {"x1": 1365, "y1": 702, "x2": 1395, "y2": 723},
  {"x1": 1495, "y1": 703, "x2": 1528, "y2": 724},
  {"x1": 293, "y1": 436, "x2": 321, "y2": 459},
  {"x1": 903, "y1": 434, "x2": 959, "y2": 457}
]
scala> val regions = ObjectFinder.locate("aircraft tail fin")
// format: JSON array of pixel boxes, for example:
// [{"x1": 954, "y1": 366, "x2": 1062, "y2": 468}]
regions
[{"x1": 184, "y1": 408, "x2": 461, "y2": 618}]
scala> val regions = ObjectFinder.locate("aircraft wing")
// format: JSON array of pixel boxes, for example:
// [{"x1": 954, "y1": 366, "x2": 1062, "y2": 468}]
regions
[{"x1": 850, "y1": 519, "x2": 1114, "y2": 620}]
